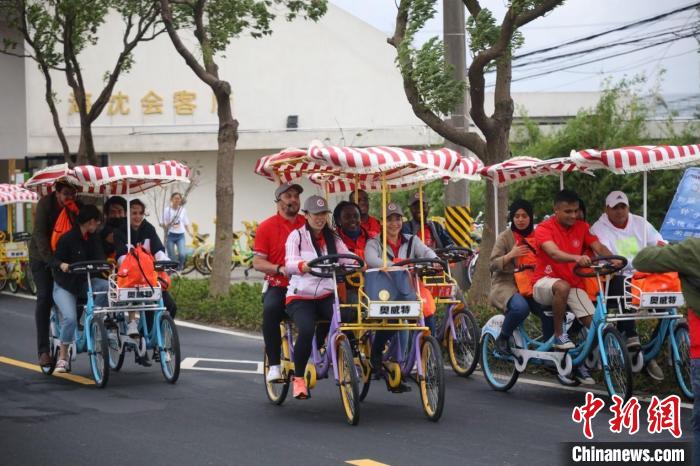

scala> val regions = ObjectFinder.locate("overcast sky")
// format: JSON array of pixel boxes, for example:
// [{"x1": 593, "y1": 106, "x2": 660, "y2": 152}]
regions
[{"x1": 330, "y1": 0, "x2": 699, "y2": 98}]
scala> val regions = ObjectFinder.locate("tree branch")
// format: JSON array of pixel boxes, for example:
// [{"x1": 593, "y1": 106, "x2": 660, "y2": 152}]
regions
[
  {"x1": 160, "y1": 0, "x2": 217, "y2": 87},
  {"x1": 389, "y1": 0, "x2": 486, "y2": 157},
  {"x1": 462, "y1": 0, "x2": 481, "y2": 18}
]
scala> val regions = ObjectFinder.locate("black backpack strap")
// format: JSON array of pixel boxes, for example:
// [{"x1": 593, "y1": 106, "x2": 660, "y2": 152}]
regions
[{"x1": 406, "y1": 235, "x2": 415, "y2": 258}]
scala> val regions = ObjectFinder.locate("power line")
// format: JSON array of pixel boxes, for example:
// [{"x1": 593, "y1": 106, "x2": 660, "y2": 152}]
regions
[
  {"x1": 486, "y1": 32, "x2": 698, "y2": 87},
  {"x1": 513, "y1": 2, "x2": 700, "y2": 60},
  {"x1": 512, "y1": 25, "x2": 697, "y2": 69}
]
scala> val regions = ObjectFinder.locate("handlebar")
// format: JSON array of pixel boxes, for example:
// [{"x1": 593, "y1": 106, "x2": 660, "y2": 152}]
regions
[
  {"x1": 154, "y1": 260, "x2": 179, "y2": 272},
  {"x1": 68, "y1": 260, "x2": 113, "y2": 274},
  {"x1": 573, "y1": 255, "x2": 628, "y2": 278},
  {"x1": 394, "y1": 257, "x2": 449, "y2": 276},
  {"x1": 434, "y1": 246, "x2": 473, "y2": 263},
  {"x1": 306, "y1": 253, "x2": 365, "y2": 279}
]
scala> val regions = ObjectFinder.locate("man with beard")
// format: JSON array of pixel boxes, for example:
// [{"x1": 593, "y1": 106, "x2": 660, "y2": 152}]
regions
[
  {"x1": 253, "y1": 182, "x2": 305, "y2": 382},
  {"x1": 29, "y1": 181, "x2": 77, "y2": 368}
]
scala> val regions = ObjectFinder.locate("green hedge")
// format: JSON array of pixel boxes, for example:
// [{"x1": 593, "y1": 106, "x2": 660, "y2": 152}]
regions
[{"x1": 170, "y1": 278, "x2": 263, "y2": 331}]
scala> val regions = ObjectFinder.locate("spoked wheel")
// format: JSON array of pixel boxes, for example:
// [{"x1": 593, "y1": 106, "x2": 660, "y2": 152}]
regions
[
  {"x1": 357, "y1": 334, "x2": 372, "y2": 401},
  {"x1": 601, "y1": 326, "x2": 633, "y2": 400},
  {"x1": 194, "y1": 252, "x2": 210, "y2": 275},
  {"x1": 264, "y1": 353, "x2": 290, "y2": 405},
  {"x1": 158, "y1": 314, "x2": 181, "y2": 384},
  {"x1": 105, "y1": 317, "x2": 125, "y2": 371},
  {"x1": 24, "y1": 266, "x2": 37, "y2": 295},
  {"x1": 41, "y1": 322, "x2": 59, "y2": 375},
  {"x1": 0, "y1": 269, "x2": 7, "y2": 291},
  {"x1": 337, "y1": 338, "x2": 360, "y2": 425},
  {"x1": 8, "y1": 278, "x2": 18, "y2": 293},
  {"x1": 419, "y1": 335, "x2": 445, "y2": 422},
  {"x1": 481, "y1": 333, "x2": 519, "y2": 391},
  {"x1": 181, "y1": 257, "x2": 195, "y2": 275},
  {"x1": 89, "y1": 317, "x2": 110, "y2": 388},
  {"x1": 447, "y1": 309, "x2": 480, "y2": 377},
  {"x1": 671, "y1": 323, "x2": 693, "y2": 401}
]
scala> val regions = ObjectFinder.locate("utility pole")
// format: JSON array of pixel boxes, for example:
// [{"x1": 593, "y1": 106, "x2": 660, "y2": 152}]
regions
[{"x1": 443, "y1": 0, "x2": 472, "y2": 287}]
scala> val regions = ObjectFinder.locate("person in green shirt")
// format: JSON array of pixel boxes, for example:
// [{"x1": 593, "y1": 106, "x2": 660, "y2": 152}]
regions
[{"x1": 633, "y1": 237, "x2": 700, "y2": 464}]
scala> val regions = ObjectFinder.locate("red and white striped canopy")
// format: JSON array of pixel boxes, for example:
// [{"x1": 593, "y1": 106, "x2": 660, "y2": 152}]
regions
[
  {"x1": 0, "y1": 184, "x2": 38, "y2": 205},
  {"x1": 25, "y1": 160, "x2": 191, "y2": 195},
  {"x1": 481, "y1": 156, "x2": 591, "y2": 187},
  {"x1": 571, "y1": 144, "x2": 700, "y2": 174},
  {"x1": 255, "y1": 142, "x2": 483, "y2": 194}
]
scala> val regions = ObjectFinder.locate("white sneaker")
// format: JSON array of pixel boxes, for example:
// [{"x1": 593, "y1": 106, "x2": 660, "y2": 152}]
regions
[
  {"x1": 127, "y1": 320, "x2": 139, "y2": 338},
  {"x1": 54, "y1": 359, "x2": 69, "y2": 373},
  {"x1": 266, "y1": 365, "x2": 283, "y2": 383},
  {"x1": 645, "y1": 359, "x2": 664, "y2": 381}
]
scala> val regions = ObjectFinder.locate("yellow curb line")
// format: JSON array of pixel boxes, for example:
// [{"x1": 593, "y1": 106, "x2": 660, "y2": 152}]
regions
[{"x1": 0, "y1": 355, "x2": 94, "y2": 385}]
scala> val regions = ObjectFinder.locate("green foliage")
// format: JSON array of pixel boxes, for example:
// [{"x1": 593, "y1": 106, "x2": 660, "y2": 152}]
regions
[
  {"x1": 508, "y1": 77, "x2": 693, "y2": 226},
  {"x1": 396, "y1": 0, "x2": 465, "y2": 116},
  {"x1": 171, "y1": 278, "x2": 263, "y2": 330},
  {"x1": 466, "y1": 8, "x2": 499, "y2": 54},
  {"x1": 173, "y1": 0, "x2": 327, "y2": 59}
]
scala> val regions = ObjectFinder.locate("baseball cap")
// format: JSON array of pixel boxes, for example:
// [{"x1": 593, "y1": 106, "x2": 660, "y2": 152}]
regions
[
  {"x1": 605, "y1": 191, "x2": 629, "y2": 208},
  {"x1": 410, "y1": 191, "x2": 427, "y2": 206},
  {"x1": 274, "y1": 182, "x2": 303, "y2": 201},
  {"x1": 303, "y1": 195, "x2": 330, "y2": 214},
  {"x1": 386, "y1": 202, "x2": 404, "y2": 217}
]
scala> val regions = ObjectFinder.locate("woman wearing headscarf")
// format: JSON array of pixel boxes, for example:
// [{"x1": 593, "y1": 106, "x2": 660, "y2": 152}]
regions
[{"x1": 489, "y1": 199, "x2": 546, "y2": 355}]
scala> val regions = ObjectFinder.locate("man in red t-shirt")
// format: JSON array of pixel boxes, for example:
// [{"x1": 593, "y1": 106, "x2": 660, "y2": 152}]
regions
[
  {"x1": 533, "y1": 190, "x2": 619, "y2": 351},
  {"x1": 253, "y1": 182, "x2": 305, "y2": 382},
  {"x1": 349, "y1": 189, "x2": 381, "y2": 237}
]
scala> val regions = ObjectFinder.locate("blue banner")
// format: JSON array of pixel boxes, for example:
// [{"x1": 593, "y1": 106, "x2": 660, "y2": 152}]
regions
[{"x1": 660, "y1": 167, "x2": 700, "y2": 242}]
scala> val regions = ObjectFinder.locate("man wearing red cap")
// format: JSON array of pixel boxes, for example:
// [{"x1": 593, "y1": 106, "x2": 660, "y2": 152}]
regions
[{"x1": 253, "y1": 182, "x2": 305, "y2": 383}]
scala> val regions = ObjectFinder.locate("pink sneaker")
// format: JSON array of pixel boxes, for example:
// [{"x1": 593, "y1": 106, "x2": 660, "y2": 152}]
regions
[{"x1": 292, "y1": 376, "x2": 308, "y2": 399}]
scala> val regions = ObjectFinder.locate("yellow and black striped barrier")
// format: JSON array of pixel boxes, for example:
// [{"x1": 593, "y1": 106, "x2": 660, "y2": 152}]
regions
[{"x1": 444, "y1": 205, "x2": 474, "y2": 248}]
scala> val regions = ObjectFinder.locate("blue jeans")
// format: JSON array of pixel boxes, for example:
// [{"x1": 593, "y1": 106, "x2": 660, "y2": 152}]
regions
[
  {"x1": 501, "y1": 293, "x2": 535, "y2": 338},
  {"x1": 692, "y1": 359, "x2": 700, "y2": 466},
  {"x1": 53, "y1": 278, "x2": 109, "y2": 344},
  {"x1": 166, "y1": 232, "x2": 186, "y2": 270}
]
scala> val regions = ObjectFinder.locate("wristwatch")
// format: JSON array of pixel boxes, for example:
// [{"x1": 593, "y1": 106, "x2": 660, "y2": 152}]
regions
[{"x1": 276, "y1": 265, "x2": 282, "y2": 274}]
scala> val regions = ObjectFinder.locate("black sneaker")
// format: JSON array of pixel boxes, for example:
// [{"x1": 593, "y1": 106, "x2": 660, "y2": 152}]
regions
[{"x1": 495, "y1": 334, "x2": 513, "y2": 356}]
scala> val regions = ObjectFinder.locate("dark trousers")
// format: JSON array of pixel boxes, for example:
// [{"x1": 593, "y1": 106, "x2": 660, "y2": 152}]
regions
[
  {"x1": 262, "y1": 286, "x2": 288, "y2": 366},
  {"x1": 31, "y1": 259, "x2": 53, "y2": 356},
  {"x1": 286, "y1": 296, "x2": 334, "y2": 377}
]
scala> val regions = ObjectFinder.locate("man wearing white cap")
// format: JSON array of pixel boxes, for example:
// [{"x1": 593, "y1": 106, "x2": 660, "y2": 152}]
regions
[{"x1": 591, "y1": 190, "x2": 666, "y2": 380}]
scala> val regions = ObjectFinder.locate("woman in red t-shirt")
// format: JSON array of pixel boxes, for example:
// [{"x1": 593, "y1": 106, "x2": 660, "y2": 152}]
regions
[{"x1": 333, "y1": 201, "x2": 372, "y2": 304}]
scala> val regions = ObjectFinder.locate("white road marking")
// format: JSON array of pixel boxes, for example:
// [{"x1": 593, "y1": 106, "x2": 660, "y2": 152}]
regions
[
  {"x1": 181, "y1": 357, "x2": 263, "y2": 374},
  {"x1": 0, "y1": 291, "x2": 37, "y2": 300},
  {"x1": 174, "y1": 320, "x2": 263, "y2": 341}
]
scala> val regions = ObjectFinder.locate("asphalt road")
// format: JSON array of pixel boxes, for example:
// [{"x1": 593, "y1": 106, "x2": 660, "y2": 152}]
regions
[{"x1": 0, "y1": 293, "x2": 691, "y2": 466}]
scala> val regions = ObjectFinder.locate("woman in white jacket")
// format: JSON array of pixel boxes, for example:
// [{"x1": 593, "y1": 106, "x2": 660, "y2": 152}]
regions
[{"x1": 284, "y1": 195, "x2": 352, "y2": 399}]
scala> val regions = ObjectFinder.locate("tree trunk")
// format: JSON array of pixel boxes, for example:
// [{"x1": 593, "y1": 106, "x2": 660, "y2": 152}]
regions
[
  {"x1": 38, "y1": 63, "x2": 71, "y2": 165},
  {"x1": 208, "y1": 90, "x2": 238, "y2": 297},
  {"x1": 468, "y1": 134, "x2": 509, "y2": 305},
  {"x1": 77, "y1": 121, "x2": 98, "y2": 165}
]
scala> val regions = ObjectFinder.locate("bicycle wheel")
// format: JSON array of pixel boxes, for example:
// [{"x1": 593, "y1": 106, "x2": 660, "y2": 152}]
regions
[
  {"x1": 467, "y1": 252, "x2": 478, "y2": 285},
  {"x1": 337, "y1": 338, "x2": 360, "y2": 425},
  {"x1": 181, "y1": 256, "x2": 195, "y2": 275},
  {"x1": 89, "y1": 317, "x2": 110, "y2": 388},
  {"x1": 447, "y1": 309, "x2": 480, "y2": 377},
  {"x1": 159, "y1": 314, "x2": 181, "y2": 383},
  {"x1": 419, "y1": 335, "x2": 445, "y2": 421},
  {"x1": 671, "y1": 322, "x2": 693, "y2": 401},
  {"x1": 41, "y1": 318, "x2": 59, "y2": 375},
  {"x1": 601, "y1": 326, "x2": 632, "y2": 400},
  {"x1": 8, "y1": 277, "x2": 18, "y2": 293},
  {"x1": 480, "y1": 333, "x2": 519, "y2": 391},
  {"x1": 105, "y1": 317, "x2": 124, "y2": 371},
  {"x1": 264, "y1": 353, "x2": 290, "y2": 405},
  {"x1": 357, "y1": 333, "x2": 372, "y2": 401},
  {"x1": 24, "y1": 265, "x2": 36, "y2": 296},
  {"x1": 194, "y1": 251, "x2": 210, "y2": 275}
]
